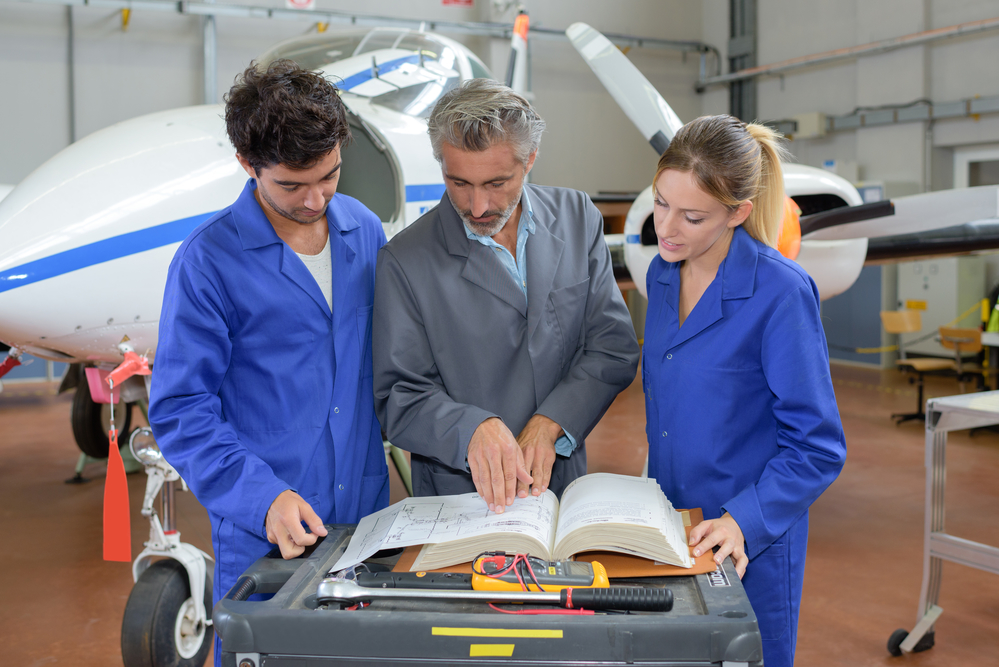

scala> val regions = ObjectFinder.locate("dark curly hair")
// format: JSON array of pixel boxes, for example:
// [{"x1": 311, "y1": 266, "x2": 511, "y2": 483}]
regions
[{"x1": 224, "y1": 59, "x2": 351, "y2": 172}]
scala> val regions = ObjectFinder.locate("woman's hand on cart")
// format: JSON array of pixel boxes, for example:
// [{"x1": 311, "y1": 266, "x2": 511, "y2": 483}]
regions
[{"x1": 689, "y1": 512, "x2": 747, "y2": 578}]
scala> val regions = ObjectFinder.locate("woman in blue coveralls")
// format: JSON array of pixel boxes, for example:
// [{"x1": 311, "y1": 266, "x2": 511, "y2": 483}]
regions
[{"x1": 642, "y1": 115, "x2": 846, "y2": 667}]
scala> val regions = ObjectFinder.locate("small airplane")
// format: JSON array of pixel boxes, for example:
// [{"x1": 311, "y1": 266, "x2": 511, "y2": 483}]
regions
[
  {"x1": 566, "y1": 23, "x2": 999, "y2": 302},
  {"x1": 0, "y1": 27, "x2": 494, "y2": 367},
  {"x1": 0, "y1": 26, "x2": 517, "y2": 459}
]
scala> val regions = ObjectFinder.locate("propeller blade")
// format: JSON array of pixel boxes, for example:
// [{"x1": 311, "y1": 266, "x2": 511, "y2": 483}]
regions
[{"x1": 566, "y1": 22, "x2": 684, "y2": 155}]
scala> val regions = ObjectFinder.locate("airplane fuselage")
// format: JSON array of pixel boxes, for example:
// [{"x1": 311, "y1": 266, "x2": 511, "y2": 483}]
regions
[{"x1": 0, "y1": 28, "x2": 487, "y2": 365}]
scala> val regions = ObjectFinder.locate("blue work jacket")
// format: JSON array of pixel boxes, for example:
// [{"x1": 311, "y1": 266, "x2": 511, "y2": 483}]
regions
[
  {"x1": 643, "y1": 227, "x2": 846, "y2": 667},
  {"x1": 150, "y1": 180, "x2": 389, "y2": 574}
]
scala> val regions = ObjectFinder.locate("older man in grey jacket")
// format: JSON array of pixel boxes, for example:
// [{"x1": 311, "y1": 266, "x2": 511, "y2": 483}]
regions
[{"x1": 373, "y1": 79, "x2": 639, "y2": 513}]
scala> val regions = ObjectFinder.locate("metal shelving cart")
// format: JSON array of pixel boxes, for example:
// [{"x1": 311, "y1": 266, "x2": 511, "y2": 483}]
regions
[{"x1": 888, "y1": 391, "x2": 999, "y2": 656}]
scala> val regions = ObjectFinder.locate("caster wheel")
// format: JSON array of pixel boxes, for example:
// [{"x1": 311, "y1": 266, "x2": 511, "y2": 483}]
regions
[
  {"x1": 121, "y1": 559, "x2": 214, "y2": 667},
  {"x1": 887, "y1": 628, "x2": 908, "y2": 656},
  {"x1": 887, "y1": 628, "x2": 936, "y2": 656}
]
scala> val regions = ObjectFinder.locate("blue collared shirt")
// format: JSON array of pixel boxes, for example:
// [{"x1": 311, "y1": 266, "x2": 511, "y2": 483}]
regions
[
  {"x1": 464, "y1": 187, "x2": 578, "y2": 456},
  {"x1": 464, "y1": 186, "x2": 536, "y2": 295}
]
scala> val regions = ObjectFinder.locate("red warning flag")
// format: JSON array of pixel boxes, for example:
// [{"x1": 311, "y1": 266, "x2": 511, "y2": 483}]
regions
[
  {"x1": 102, "y1": 350, "x2": 150, "y2": 562},
  {"x1": 103, "y1": 422, "x2": 131, "y2": 562}
]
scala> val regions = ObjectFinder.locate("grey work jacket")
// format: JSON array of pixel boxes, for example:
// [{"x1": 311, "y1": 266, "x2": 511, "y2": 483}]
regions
[{"x1": 372, "y1": 183, "x2": 640, "y2": 497}]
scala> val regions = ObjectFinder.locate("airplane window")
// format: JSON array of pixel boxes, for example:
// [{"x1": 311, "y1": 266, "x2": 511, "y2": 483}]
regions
[
  {"x1": 370, "y1": 77, "x2": 460, "y2": 118},
  {"x1": 260, "y1": 30, "x2": 495, "y2": 83},
  {"x1": 437, "y1": 47, "x2": 457, "y2": 71},
  {"x1": 467, "y1": 55, "x2": 493, "y2": 81},
  {"x1": 260, "y1": 33, "x2": 366, "y2": 71},
  {"x1": 395, "y1": 34, "x2": 445, "y2": 61},
  {"x1": 397, "y1": 35, "x2": 494, "y2": 81},
  {"x1": 356, "y1": 30, "x2": 409, "y2": 56}
]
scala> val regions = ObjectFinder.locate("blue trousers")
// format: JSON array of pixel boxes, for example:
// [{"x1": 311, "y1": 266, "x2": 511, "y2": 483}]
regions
[
  {"x1": 210, "y1": 513, "x2": 276, "y2": 667},
  {"x1": 740, "y1": 515, "x2": 808, "y2": 667}
]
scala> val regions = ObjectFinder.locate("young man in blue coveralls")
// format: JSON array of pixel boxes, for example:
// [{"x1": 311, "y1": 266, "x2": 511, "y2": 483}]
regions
[{"x1": 149, "y1": 60, "x2": 389, "y2": 664}]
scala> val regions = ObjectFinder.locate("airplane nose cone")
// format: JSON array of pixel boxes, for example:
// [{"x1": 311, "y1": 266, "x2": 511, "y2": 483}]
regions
[{"x1": 0, "y1": 105, "x2": 245, "y2": 362}]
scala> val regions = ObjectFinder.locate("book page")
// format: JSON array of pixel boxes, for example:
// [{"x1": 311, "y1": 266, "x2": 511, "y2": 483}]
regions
[
  {"x1": 555, "y1": 474, "x2": 664, "y2": 538},
  {"x1": 552, "y1": 473, "x2": 690, "y2": 566},
  {"x1": 330, "y1": 491, "x2": 559, "y2": 572}
]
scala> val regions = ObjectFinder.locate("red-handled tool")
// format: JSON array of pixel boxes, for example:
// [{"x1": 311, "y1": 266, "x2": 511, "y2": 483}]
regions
[{"x1": 318, "y1": 576, "x2": 673, "y2": 613}]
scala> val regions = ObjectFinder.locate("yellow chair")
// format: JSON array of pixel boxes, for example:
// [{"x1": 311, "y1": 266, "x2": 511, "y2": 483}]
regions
[
  {"x1": 938, "y1": 326, "x2": 985, "y2": 392},
  {"x1": 939, "y1": 326, "x2": 999, "y2": 436},
  {"x1": 880, "y1": 310, "x2": 955, "y2": 424}
]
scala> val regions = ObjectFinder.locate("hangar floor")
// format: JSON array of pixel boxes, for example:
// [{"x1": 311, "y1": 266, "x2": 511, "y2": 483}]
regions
[{"x1": 1, "y1": 363, "x2": 998, "y2": 667}]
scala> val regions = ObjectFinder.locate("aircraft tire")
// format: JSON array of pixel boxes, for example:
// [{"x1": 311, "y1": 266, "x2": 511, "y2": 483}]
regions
[
  {"x1": 121, "y1": 559, "x2": 214, "y2": 667},
  {"x1": 70, "y1": 381, "x2": 132, "y2": 459}
]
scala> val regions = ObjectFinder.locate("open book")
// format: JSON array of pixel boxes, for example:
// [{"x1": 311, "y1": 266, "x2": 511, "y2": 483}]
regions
[{"x1": 330, "y1": 473, "x2": 693, "y2": 573}]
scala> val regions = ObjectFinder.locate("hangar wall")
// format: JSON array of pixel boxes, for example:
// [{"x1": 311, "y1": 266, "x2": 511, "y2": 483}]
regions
[
  {"x1": 700, "y1": 0, "x2": 999, "y2": 200},
  {"x1": 0, "y1": 0, "x2": 704, "y2": 196},
  {"x1": 2, "y1": 1, "x2": 995, "y2": 195},
  {"x1": 0, "y1": 0, "x2": 476, "y2": 185},
  {"x1": 697, "y1": 0, "x2": 999, "y2": 367}
]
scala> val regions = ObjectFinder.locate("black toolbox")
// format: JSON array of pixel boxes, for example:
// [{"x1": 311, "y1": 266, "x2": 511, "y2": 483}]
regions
[{"x1": 213, "y1": 525, "x2": 762, "y2": 666}]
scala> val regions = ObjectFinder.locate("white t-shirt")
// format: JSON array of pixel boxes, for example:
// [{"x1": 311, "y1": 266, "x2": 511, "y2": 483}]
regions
[{"x1": 296, "y1": 234, "x2": 333, "y2": 311}]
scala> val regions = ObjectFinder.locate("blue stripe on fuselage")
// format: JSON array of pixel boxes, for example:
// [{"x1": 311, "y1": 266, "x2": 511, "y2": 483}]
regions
[
  {"x1": 0, "y1": 213, "x2": 214, "y2": 294},
  {"x1": 405, "y1": 184, "x2": 445, "y2": 203},
  {"x1": 0, "y1": 183, "x2": 446, "y2": 293}
]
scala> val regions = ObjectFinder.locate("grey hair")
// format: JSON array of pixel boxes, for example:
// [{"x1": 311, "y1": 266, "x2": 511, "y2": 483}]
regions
[{"x1": 428, "y1": 78, "x2": 545, "y2": 165}]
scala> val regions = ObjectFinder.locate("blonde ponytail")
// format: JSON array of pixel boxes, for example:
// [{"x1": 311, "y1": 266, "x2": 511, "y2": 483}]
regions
[
  {"x1": 743, "y1": 123, "x2": 790, "y2": 248},
  {"x1": 654, "y1": 115, "x2": 791, "y2": 249}
]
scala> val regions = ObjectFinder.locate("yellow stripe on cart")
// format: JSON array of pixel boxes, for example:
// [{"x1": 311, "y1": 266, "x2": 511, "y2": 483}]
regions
[
  {"x1": 432, "y1": 627, "x2": 563, "y2": 638},
  {"x1": 433, "y1": 627, "x2": 564, "y2": 658},
  {"x1": 469, "y1": 644, "x2": 516, "y2": 657}
]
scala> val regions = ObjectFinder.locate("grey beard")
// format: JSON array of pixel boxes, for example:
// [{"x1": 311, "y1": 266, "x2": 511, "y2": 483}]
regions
[{"x1": 449, "y1": 191, "x2": 520, "y2": 238}]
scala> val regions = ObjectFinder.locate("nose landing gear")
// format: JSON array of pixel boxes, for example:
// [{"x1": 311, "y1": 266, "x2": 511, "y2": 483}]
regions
[
  {"x1": 121, "y1": 427, "x2": 215, "y2": 667},
  {"x1": 122, "y1": 558, "x2": 213, "y2": 667}
]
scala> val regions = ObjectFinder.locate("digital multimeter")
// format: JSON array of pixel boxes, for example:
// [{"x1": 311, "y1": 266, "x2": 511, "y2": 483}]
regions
[{"x1": 470, "y1": 554, "x2": 610, "y2": 592}]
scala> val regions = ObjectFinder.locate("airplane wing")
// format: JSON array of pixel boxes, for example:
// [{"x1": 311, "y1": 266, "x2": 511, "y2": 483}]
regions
[
  {"x1": 866, "y1": 218, "x2": 999, "y2": 262},
  {"x1": 803, "y1": 186, "x2": 999, "y2": 241},
  {"x1": 566, "y1": 22, "x2": 683, "y2": 155},
  {"x1": 799, "y1": 201, "x2": 895, "y2": 237}
]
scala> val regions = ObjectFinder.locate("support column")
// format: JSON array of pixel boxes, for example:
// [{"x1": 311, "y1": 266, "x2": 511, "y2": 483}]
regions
[
  {"x1": 727, "y1": 0, "x2": 756, "y2": 121},
  {"x1": 203, "y1": 0, "x2": 217, "y2": 104},
  {"x1": 66, "y1": 5, "x2": 76, "y2": 143}
]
